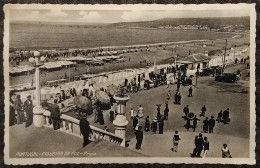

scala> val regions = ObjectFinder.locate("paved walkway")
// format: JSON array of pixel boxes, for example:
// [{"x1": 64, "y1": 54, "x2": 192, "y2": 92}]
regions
[
  {"x1": 127, "y1": 131, "x2": 249, "y2": 158},
  {"x1": 9, "y1": 124, "x2": 82, "y2": 158}
]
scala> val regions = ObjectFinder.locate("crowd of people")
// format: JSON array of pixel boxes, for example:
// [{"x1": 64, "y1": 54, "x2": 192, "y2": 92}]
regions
[
  {"x1": 9, "y1": 51, "x2": 245, "y2": 158},
  {"x1": 9, "y1": 93, "x2": 33, "y2": 127}
]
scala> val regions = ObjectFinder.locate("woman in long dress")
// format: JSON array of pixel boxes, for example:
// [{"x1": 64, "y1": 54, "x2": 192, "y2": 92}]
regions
[
  {"x1": 138, "y1": 105, "x2": 144, "y2": 118},
  {"x1": 151, "y1": 117, "x2": 158, "y2": 134},
  {"x1": 144, "y1": 116, "x2": 150, "y2": 132}
]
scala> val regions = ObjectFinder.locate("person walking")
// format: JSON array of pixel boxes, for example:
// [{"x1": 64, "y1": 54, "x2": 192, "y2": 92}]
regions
[
  {"x1": 217, "y1": 110, "x2": 223, "y2": 123},
  {"x1": 202, "y1": 137, "x2": 209, "y2": 158},
  {"x1": 177, "y1": 81, "x2": 181, "y2": 91},
  {"x1": 167, "y1": 90, "x2": 171, "y2": 100},
  {"x1": 158, "y1": 118, "x2": 164, "y2": 134},
  {"x1": 23, "y1": 95, "x2": 33, "y2": 128},
  {"x1": 144, "y1": 116, "x2": 150, "y2": 132},
  {"x1": 14, "y1": 94, "x2": 24, "y2": 124},
  {"x1": 135, "y1": 126, "x2": 143, "y2": 150},
  {"x1": 188, "y1": 87, "x2": 193, "y2": 97},
  {"x1": 192, "y1": 133, "x2": 204, "y2": 157},
  {"x1": 203, "y1": 117, "x2": 209, "y2": 133},
  {"x1": 79, "y1": 113, "x2": 93, "y2": 147},
  {"x1": 183, "y1": 105, "x2": 189, "y2": 118},
  {"x1": 96, "y1": 107, "x2": 104, "y2": 125},
  {"x1": 223, "y1": 108, "x2": 230, "y2": 124},
  {"x1": 178, "y1": 92, "x2": 182, "y2": 105},
  {"x1": 50, "y1": 99, "x2": 61, "y2": 130},
  {"x1": 185, "y1": 117, "x2": 191, "y2": 131},
  {"x1": 9, "y1": 93, "x2": 16, "y2": 126},
  {"x1": 208, "y1": 116, "x2": 215, "y2": 133},
  {"x1": 109, "y1": 109, "x2": 114, "y2": 123},
  {"x1": 130, "y1": 108, "x2": 135, "y2": 120},
  {"x1": 174, "y1": 91, "x2": 178, "y2": 104},
  {"x1": 221, "y1": 144, "x2": 232, "y2": 158},
  {"x1": 156, "y1": 106, "x2": 161, "y2": 121},
  {"x1": 137, "y1": 105, "x2": 144, "y2": 118},
  {"x1": 151, "y1": 117, "x2": 158, "y2": 134},
  {"x1": 200, "y1": 105, "x2": 207, "y2": 117},
  {"x1": 133, "y1": 115, "x2": 139, "y2": 130},
  {"x1": 192, "y1": 115, "x2": 200, "y2": 132},
  {"x1": 164, "y1": 104, "x2": 169, "y2": 120},
  {"x1": 172, "y1": 131, "x2": 181, "y2": 152}
]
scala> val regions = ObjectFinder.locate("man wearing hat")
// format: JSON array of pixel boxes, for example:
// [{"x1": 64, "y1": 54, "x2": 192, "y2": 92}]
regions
[
  {"x1": 135, "y1": 126, "x2": 143, "y2": 150},
  {"x1": 80, "y1": 113, "x2": 92, "y2": 147},
  {"x1": 208, "y1": 115, "x2": 216, "y2": 133},
  {"x1": 24, "y1": 95, "x2": 33, "y2": 128},
  {"x1": 50, "y1": 99, "x2": 61, "y2": 130},
  {"x1": 183, "y1": 105, "x2": 189, "y2": 118}
]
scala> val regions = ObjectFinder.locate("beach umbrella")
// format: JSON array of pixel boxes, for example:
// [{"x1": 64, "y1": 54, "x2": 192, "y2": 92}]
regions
[
  {"x1": 73, "y1": 96, "x2": 92, "y2": 115},
  {"x1": 107, "y1": 84, "x2": 119, "y2": 96},
  {"x1": 95, "y1": 90, "x2": 111, "y2": 110},
  {"x1": 188, "y1": 112, "x2": 195, "y2": 119}
]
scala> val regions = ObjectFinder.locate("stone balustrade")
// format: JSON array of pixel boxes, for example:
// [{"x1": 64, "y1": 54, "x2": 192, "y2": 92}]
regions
[{"x1": 42, "y1": 110, "x2": 124, "y2": 146}]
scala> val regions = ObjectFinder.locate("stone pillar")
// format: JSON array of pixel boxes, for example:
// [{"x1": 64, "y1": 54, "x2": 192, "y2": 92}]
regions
[
  {"x1": 33, "y1": 53, "x2": 45, "y2": 127},
  {"x1": 113, "y1": 94, "x2": 130, "y2": 147}
]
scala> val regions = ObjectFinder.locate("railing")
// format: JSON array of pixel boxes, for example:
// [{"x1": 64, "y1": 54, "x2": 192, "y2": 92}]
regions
[{"x1": 42, "y1": 110, "x2": 123, "y2": 146}]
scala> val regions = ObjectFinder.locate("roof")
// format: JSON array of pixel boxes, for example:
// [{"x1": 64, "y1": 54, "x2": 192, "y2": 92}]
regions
[
  {"x1": 176, "y1": 61, "x2": 193, "y2": 64},
  {"x1": 181, "y1": 53, "x2": 210, "y2": 63}
]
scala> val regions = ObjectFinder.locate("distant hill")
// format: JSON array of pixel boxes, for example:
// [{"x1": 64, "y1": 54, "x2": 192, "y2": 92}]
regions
[
  {"x1": 108, "y1": 17, "x2": 250, "y2": 30},
  {"x1": 10, "y1": 21, "x2": 109, "y2": 27}
]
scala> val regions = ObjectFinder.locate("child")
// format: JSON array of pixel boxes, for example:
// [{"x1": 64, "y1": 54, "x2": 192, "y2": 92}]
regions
[{"x1": 172, "y1": 131, "x2": 181, "y2": 152}]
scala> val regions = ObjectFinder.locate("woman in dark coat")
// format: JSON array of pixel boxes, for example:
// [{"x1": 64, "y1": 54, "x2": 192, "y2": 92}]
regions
[
  {"x1": 151, "y1": 117, "x2": 158, "y2": 134},
  {"x1": 133, "y1": 115, "x2": 138, "y2": 130},
  {"x1": 135, "y1": 126, "x2": 143, "y2": 150},
  {"x1": 97, "y1": 107, "x2": 104, "y2": 125},
  {"x1": 164, "y1": 104, "x2": 169, "y2": 120},
  {"x1": 158, "y1": 119, "x2": 164, "y2": 134},
  {"x1": 9, "y1": 94, "x2": 16, "y2": 126},
  {"x1": 144, "y1": 116, "x2": 150, "y2": 132},
  {"x1": 203, "y1": 117, "x2": 209, "y2": 133}
]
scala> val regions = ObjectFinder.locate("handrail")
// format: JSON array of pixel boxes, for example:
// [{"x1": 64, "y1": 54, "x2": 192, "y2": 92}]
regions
[{"x1": 42, "y1": 111, "x2": 124, "y2": 146}]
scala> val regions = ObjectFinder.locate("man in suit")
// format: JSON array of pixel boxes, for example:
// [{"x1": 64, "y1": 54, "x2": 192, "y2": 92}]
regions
[
  {"x1": 14, "y1": 94, "x2": 25, "y2": 124},
  {"x1": 183, "y1": 105, "x2": 189, "y2": 118},
  {"x1": 80, "y1": 113, "x2": 92, "y2": 147},
  {"x1": 50, "y1": 99, "x2": 61, "y2": 130},
  {"x1": 135, "y1": 126, "x2": 143, "y2": 150},
  {"x1": 24, "y1": 95, "x2": 33, "y2": 128},
  {"x1": 208, "y1": 115, "x2": 216, "y2": 133}
]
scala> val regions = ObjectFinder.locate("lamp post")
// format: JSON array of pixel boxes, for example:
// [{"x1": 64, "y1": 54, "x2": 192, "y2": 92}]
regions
[
  {"x1": 29, "y1": 51, "x2": 46, "y2": 127},
  {"x1": 113, "y1": 87, "x2": 130, "y2": 147}
]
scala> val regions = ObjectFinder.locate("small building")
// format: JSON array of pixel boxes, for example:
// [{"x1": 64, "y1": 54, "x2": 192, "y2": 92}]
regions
[{"x1": 178, "y1": 53, "x2": 211, "y2": 70}]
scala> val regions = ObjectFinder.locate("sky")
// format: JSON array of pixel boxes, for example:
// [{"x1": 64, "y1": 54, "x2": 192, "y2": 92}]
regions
[{"x1": 9, "y1": 9, "x2": 250, "y2": 23}]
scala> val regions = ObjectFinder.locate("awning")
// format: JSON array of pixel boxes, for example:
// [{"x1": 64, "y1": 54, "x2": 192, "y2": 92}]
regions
[{"x1": 176, "y1": 61, "x2": 193, "y2": 64}]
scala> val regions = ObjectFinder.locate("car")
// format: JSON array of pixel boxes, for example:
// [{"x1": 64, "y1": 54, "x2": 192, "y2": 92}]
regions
[
  {"x1": 215, "y1": 73, "x2": 239, "y2": 83},
  {"x1": 92, "y1": 60, "x2": 104, "y2": 66},
  {"x1": 199, "y1": 68, "x2": 213, "y2": 76}
]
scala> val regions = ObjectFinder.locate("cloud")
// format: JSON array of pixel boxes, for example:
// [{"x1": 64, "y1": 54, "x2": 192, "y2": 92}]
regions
[
  {"x1": 79, "y1": 11, "x2": 101, "y2": 20},
  {"x1": 46, "y1": 9, "x2": 68, "y2": 18},
  {"x1": 121, "y1": 11, "x2": 169, "y2": 22}
]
